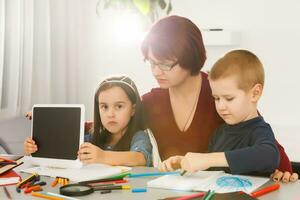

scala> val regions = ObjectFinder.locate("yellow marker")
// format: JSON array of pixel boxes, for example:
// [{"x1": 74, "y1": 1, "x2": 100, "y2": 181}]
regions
[{"x1": 16, "y1": 173, "x2": 38, "y2": 188}]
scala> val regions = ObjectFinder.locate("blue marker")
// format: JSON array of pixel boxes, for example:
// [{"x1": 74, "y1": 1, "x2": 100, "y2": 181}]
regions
[
  {"x1": 132, "y1": 188, "x2": 147, "y2": 193},
  {"x1": 128, "y1": 171, "x2": 180, "y2": 178}
]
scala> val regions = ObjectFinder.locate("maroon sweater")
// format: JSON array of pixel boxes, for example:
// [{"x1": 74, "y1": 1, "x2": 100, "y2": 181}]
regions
[{"x1": 142, "y1": 72, "x2": 292, "y2": 172}]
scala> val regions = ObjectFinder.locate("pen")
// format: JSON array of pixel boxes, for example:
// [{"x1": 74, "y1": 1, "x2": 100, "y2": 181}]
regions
[
  {"x1": 174, "y1": 192, "x2": 205, "y2": 200},
  {"x1": 100, "y1": 190, "x2": 112, "y2": 194},
  {"x1": 3, "y1": 186, "x2": 12, "y2": 200},
  {"x1": 180, "y1": 170, "x2": 187, "y2": 176},
  {"x1": 204, "y1": 190, "x2": 215, "y2": 200},
  {"x1": 89, "y1": 179, "x2": 127, "y2": 186},
  {"x1": 93, "y1": 185, "x2": 131, "y2": 190},
  {"x1": 128, "y1": 171, "x2": 180, "y2": 178},
  {"x1": 78, "y1": 172, "x2": 130, "y2": 184},
  {"x1": 0, "y1": 156, "x2": 15, "y2": 162},
  {"x1": 202, "y1": 190, "x2": 211, "y2": 200},
  {"x1": 0, "y1": 161, "x2": 17, "y2": 165},
  {"x1": 251, "y1": 183, "x2": 280, "y2": 198}
]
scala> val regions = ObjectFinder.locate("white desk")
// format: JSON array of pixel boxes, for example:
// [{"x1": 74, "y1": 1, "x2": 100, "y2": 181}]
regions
[{"x1": 1, "y1": 167, "x2": 299, "y2": 200}]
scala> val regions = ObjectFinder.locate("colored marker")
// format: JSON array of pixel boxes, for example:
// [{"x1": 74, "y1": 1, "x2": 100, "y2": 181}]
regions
[
  {"x1": 128, "y1": 171, "x2": 180, "y2": 178},
  {"x1": 132, "y1": 188, "x2": 147, "y2": 193},
  {"x1": 51, "y1": 178, "x2": 58, "y2": 187},
  {"x1": 180, "y1": 170, "x2": 187, "y2": 176},
  {"x1": 251, "y1": 183, "x2": 280, "y2": 198},
  {"x1": 174, "y1": 192, "x2": 205, "y2": 200},
  {"x1": 24, "y1": 185, "x2": 43, "y2": 193},
  {"x1": 41, "y1": 191, "x2": 79, "y2": 200},
  {"x1": 32, "y1": 192, "x2": 64, "y2": 200},
  {"x1": 78, "y1": 172, "x2": 130, "y2": 184},
  {"x1": 89, "y1": 179, "x2": 127, "y2": 186},
  {"x1": 94, "y1": 185, "x2": 131, "y2": 190},
  {"x1": 0, "y1": 161, "x2": 17, "y2": 165},
  {"x1": 16, "y1": 173, "x2": 38, "y2": 188},
  {"x1": 100, "y1": 190, "x2": 112, "y2": 194},
  {"x1": 204, "y1": 190, "x2": 215, "y2": 200}
]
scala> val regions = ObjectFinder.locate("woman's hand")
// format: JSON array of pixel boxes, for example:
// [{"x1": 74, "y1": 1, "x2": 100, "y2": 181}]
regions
[
  {"x1": 158, "y1": 156, "x2": 183, "y2": 172},
  {"x1": 24, "y1": 137, "x2": 38, "y2": 155},
  {"x1": 78, "y1": 142, "x2": 106, "y2": 164},
  {"x1": 270, "y1": 169, "x2": 298, "y2": 183}
]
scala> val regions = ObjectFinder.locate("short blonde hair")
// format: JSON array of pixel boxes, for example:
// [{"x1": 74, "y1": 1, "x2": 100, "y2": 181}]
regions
[{"x1": 209, "y1": 49, "x2": 265, "y2": 92}]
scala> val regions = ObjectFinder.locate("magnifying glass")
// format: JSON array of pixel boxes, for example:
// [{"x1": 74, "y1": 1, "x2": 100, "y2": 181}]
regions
[{"x1": 60, "y1": 183, "x2": 116, "y2": 196}]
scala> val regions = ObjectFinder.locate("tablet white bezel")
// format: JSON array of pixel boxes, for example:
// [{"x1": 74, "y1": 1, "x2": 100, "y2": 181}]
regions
[{"x1": 28, "y1": 104, "x2": 84, "y2": 169}]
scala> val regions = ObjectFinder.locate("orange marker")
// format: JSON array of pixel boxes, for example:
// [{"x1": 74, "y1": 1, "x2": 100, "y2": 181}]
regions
[
  {"x1": 251, "y1": 183, "x2": 280, "y2": 198},
  {"x1": 51, "y1": 178, "x2": 58, "y2": 187}
]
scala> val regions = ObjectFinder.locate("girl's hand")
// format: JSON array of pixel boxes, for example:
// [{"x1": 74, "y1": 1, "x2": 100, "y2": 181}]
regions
[
  {"x1": 270, "y1": 169, "x2": 299, "y2": 183},
  {"x1": 181, "y1": 153, "x2": 211, "y2": 173},
  {"x1": 25, "y1": 111, "x2": 32, "y2": 120},
  {"x1": 158, "y1": 156, "x2": 183, "y2": 172},
  {"x1": 24, "y1": 137, "x2": 38, "y2": 155},
  {"x1": 78, "y1": 142, "x2": 106, "y2": 164}
]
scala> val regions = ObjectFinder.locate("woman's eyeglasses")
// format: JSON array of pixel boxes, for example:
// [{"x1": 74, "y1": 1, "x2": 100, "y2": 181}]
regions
[{"x1": 146, "y1": 59, "x2": 178, "y2": 71}]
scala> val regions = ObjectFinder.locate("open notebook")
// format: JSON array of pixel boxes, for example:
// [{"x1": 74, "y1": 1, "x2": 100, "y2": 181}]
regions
[
  {"x1": 147, "y1": 171, "x2": 269, "y2": 193},
  {"x1": 21, "y1": 164, "x2": 131, "y2": 182}
]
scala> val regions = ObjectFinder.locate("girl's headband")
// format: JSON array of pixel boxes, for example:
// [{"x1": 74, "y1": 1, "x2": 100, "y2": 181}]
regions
[{"x1": 99, "y1": 76, "x2": 136, "y2": 93}]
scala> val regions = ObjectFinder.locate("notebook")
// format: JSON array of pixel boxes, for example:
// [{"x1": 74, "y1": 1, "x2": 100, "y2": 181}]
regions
[
  {"x1": 0, "y1": 170, "x2": 21, "y2": 186},
  {"x1": 0, "y1": 154, "x2": 23, "y2": 175},
  {"x1": 147, "y1": 171, "x2": 269, "y2": 193},
  {"x1": 162, "y1": 192, "x2": 258, "y2": 200},
  {"x1": 21, "y1": 164, "x2": 131, "y2": 182},
  {"x1": 28, "y1": 104, "x2": 85, "y2": 169}
]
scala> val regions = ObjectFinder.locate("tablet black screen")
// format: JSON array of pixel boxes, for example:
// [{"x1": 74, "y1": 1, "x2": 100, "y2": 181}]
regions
[{"x1": 32, "y1": 107, "x2": 81, "y2": 160}]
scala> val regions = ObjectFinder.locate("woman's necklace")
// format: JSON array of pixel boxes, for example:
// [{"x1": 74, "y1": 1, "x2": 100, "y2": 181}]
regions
[{"x1": 181, "y1": 83, "x2": 201, "y2": 132}]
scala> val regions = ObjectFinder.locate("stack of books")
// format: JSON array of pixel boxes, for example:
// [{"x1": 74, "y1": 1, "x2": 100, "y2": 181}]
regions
[{"x1": 0, "y1": 154, "x2": 23, "y2": 186}]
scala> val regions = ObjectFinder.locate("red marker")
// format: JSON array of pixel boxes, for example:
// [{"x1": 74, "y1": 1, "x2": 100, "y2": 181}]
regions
[{"x1": 251, "y1": 183, "x2": 280, "y2": 198}]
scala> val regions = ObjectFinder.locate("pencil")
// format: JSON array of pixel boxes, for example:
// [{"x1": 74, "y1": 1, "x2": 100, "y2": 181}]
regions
[
  {"x1": 31, "y1": 192, "x2": 64, "y2": 200},
  {"x1": 3, "y1": 186, "x2": 12, "y2": 200}
]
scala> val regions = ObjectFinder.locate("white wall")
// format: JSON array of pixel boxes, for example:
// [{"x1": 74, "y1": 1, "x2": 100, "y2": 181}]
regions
[{"x1": 56, "y1": 0, "x2": 300, "y2": 160}]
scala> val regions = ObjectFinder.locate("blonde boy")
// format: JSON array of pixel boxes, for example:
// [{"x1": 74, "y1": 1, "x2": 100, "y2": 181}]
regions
[{"x1": 159, "y1": 49, "x2": 280, "y2": 174}]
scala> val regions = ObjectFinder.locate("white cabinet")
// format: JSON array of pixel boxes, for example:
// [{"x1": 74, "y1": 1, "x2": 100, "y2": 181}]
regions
[{"x1": 201, "y1": 30, "x2": 240, "y2": 46}]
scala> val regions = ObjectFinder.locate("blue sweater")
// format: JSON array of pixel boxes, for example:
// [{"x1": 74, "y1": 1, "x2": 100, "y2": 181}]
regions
[{"x1": 209, "y1": 117, "x2": 280, "y2": 174}]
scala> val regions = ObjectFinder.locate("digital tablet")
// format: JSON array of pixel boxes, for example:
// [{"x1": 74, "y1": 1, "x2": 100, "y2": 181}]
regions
[{"x1": 29, "y1": 104, "x2": 85, "y2": 168}]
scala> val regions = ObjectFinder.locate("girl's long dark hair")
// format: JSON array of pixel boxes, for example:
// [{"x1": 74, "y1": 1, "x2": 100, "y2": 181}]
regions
[{"x1": 92, "y1": 75, "x2": 147, "y2": 151}]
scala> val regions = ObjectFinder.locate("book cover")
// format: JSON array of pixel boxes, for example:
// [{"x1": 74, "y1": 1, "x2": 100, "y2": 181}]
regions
[{"x1": 0, "y1": 154, "x2": 24, "y2": 175}]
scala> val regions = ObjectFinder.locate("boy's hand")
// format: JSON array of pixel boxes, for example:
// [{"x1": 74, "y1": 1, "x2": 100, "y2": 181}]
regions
[
  {"x1": 158, "y1": 156, "x2": 183, "y2": 172},
  {"x1": 78, "y1": 142, "x2": 106, "y2": 164},
  {"x1": 270, "y1": 169, "x2": 299, "y2": 183},
  {"x1": 24, "y1": 137, "x2": 38, "y2": 155},
  {"x1": 180, "y1": 153, "x2": 211, "y2": 173}
]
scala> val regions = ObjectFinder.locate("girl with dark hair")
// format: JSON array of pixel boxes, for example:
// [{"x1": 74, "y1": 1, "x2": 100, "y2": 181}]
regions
[{"x1": 77, "y1": 75, "x2": 152, "y2": 166}]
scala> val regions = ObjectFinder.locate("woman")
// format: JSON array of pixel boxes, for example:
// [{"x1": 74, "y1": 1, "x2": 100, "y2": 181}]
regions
[{"x1": 141, "y1": 15, "x2": 298, "y2": 182}]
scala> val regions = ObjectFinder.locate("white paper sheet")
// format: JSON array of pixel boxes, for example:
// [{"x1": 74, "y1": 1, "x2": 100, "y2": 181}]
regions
[
  {"x1": 147, "y1": 171, "x2": 269, "y2": 193},
  {"x1": 21, "y1": 164, "x2": 131, "y2": 182}
]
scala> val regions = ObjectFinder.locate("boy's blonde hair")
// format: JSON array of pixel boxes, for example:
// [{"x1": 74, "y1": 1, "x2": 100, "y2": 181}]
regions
[{"x1": 209, "y1": 49, "x2": 265, "y2": 92}]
